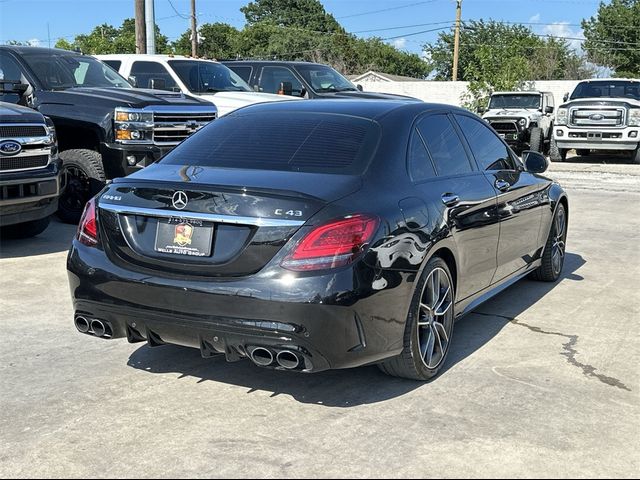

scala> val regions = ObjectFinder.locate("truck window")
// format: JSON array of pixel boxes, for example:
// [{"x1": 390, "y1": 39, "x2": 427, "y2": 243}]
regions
[
  {"x1": 20, "y1": 52, "x2": 130, "y2": 90},
  {"x1": 571, "y1": 81, "x2": 640, "y2": 101},
  {"x1": 168, "y1": 60, "x2": 251, "y2": 93},
  {"x1": 102, "y1": 60, "x2": 122, "y2": 72},
  {"x1": 130, "y1": 61, "x2": 178, "y2": 91},
  {"x1": 259, "y1": 66, "x2": 304, "y2": 96},
  {"x1": 0, "y1": 52, "x2": 25, "y2": 103},
  {"x1": 228, "y1": 66, "x2": 252, "y2": 84}
]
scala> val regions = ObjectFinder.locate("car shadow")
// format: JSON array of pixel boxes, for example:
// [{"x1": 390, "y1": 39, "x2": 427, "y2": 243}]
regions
[
  {"x1": 565, "y1": 151, "x2": 636, "y2": 165},
  {"x1": 0, "y1": 217, "x2": 75, "y2": 259},
  {"x1": 127, "y1": 252, "x2": 586, "y2": 407}
]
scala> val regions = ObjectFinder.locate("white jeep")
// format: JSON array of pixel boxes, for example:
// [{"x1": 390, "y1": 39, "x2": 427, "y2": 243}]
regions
[
  {"x1": 98, "y1": 54, "x2": 298, "y2": 117},
  {"x1": 551, "y1": 79, "x2": 640, "y2": 163},
  {"x1": 481, "y1": 91, "x2": 555, "y2": 154}
]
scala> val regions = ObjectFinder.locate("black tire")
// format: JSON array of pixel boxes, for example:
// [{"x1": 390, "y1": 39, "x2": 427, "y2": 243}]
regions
[
  {"x1": 1, "y1": 216, "x2": 51, "y2": 239},
  {"x1": 531, "y1": 203, "x2": 567, "y2": 282},
  {"x1": 57, "y1": 149, "x2": 105, "y2": 224},
  {"x1": 576, "y1": 149, "x2": 590, "y2": 157},
  {"x1": 529, "y1": 127, "x2": 543, "y2": 153},
  {"x1": 378, "y1": 256, "x2": 455, "y2": 381},
  {"x1": 632, "y1": 146, "x2": 640, "y2": 165},
  {"x1": 549, "y1": 138, "x2": 567, "y2": 162}
]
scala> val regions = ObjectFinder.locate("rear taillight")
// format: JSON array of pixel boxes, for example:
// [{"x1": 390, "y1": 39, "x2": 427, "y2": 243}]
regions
[
  {"x1": 77, "y1": 198, "x2": 98, "y2": 247},
  {"x1": 282, "y1": 214, "x2": 379, "y2": 271}
]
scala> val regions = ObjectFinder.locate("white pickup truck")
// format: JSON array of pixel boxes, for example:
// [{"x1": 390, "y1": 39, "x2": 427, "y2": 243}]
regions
[
  {"x1": 551, "y1": 78, "x2": 640, "y2": 163},
  {"x1": 98, "y1": 54, "x2": 298, "y2": 117}
]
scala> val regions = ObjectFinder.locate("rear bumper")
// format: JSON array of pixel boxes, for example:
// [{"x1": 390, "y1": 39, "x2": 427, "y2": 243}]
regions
[
  {"x1": 67, "y1": 241, "x2": 413, "y2": 373},
  {"x1": 554, "y1": 126, "x2": 639, "y2": 151},
  {"x1": 0, "y1": 160, "x2": 63, "y2": 227}
]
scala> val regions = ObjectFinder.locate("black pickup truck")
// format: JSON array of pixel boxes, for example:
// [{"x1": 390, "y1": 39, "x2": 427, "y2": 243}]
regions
[
  {"x1": 223, "y1": 60, "x2": 418, "y2": 101},
  {"x1": 0, "y1": 100, "x2": 61, "y2": 237},
  {"x1": 0, "y1": 46, "x2": 217, "y2": 223}
]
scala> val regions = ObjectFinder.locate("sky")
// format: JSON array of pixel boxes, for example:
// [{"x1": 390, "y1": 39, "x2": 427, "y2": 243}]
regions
[{"x1": 0, "y1": 0, "x2": 604, "y2": 55}]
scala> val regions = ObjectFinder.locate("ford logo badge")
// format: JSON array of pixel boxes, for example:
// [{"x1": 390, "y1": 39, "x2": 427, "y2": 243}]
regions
[
  {"x1": 589, "y1": 114, "x2": 604, "y2": 121},
  {"x1": 0, "y1": 140, "x2": 22, "y2": 156}
]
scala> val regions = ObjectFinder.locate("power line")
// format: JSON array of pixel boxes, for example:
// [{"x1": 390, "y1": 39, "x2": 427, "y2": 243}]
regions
[
  {"x1": 167, "y1": 0, "x2": 190, "y2": 20},
  {"x1": 338, "y1": 0, "x2": 439, "y2": 20}
]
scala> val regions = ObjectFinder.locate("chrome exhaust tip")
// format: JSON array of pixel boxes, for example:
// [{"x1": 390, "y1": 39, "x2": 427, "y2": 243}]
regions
[
  {"x1": 74, "y1": 316, "x2": 90, "y2": 334},
  {"x1": 91, "y1": 319, "x2": 106, "y2": 338},
  {"x1": 276, "y1": 351, "x2": 300, "y2": 370},
  {"x1": 249, "y1": 347, "x2": 274, "y2": 367}
]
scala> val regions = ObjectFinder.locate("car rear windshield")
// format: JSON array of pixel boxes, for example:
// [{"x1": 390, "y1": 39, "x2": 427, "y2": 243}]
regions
[
  {"x1": 570, "y1": 81, "x2": 640, "y2": 100},
  {"x1": 160, "y1": 111, "x2": 380, "y2": 175}
]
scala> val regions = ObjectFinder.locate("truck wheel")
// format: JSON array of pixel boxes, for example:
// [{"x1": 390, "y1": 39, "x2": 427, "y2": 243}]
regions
[
  {"x1": 549, "y1": 138, "x2": 567, "y2": 162},
  {"x1": 632, "y1": 147, "x2": 640, "y2": 165},
  {"x1": 577, "y1": 149, "x2": 590, "y2": 157},
  {"x1": 1, "y1": 216, "x2": 51, "y2": 239},
  {"x1": 529, "y1": 127, "x2": 543, "y2": 153},
  {"x1": 57, "y1": 149, "x2": 105, "y2": 224}
]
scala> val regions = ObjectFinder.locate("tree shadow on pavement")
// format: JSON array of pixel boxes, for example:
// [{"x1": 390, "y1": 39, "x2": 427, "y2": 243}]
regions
[
  {"x1": 0, "y1": 218, "x2": 75, "y2": 259},
  {"x1": 127, "y1": 252, "x2": 586, "y2": 407}
]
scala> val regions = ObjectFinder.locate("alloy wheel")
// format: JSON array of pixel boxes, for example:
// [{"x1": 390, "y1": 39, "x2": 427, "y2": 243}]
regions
[
  {"x1": 59, "y1": 165, "x2": 92, "y2": 214},
  {"x1": 417, "y1": 267, "x2": 454, "y2": 369},
  {"x1": 552, "y1": 207, "x2": 567, "y2": 276}
]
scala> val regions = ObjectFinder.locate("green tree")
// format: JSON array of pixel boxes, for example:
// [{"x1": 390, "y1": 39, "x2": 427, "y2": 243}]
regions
[
  {"x1": 174, "y1": 23, "x2": 241, "y2": 59},
  {"x1": 425, "y1": 20, "x2": 593, "y2": 109},
  {"x1": 241, "y1": 0, "x2": 344, "y2": 33},
  {"x1": 582, "y1": 0, "x2": 640, "y2": 77},
  {"x1": 54, "y1": 38, "x2": 75, "y2": 51},
  {"x1": 64, "y1": 19, "x2": 169, "y2": 55}
]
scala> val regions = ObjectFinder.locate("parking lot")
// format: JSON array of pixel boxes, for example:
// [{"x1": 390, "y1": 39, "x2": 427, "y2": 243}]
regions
[{"x1": 1, "y1": 156, "x2": 638, "y2": 478}]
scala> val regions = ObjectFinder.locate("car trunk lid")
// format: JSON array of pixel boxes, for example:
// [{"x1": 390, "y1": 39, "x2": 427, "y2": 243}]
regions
[{"x1": 97, "y1": 166, "x2": 362, "y2": 278}]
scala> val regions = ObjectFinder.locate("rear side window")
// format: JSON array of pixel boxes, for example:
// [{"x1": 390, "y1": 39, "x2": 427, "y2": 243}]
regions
[
  {"x1": 161, "y1": 111, "x2": 380, "y2": 175},
  {"x1": 103, "y1": 60, "x2": 122, "y2": 72},
  {"x1": 407, "y1": 129, "x2": 436, "y2": 182},
  {"x1": 130, "y1": 61, "x2": 177, "y2": 91},
  {"x1": 417, "y1": 114, "x2": 473, "y2": 177},
  {"x1": 229, "y1": 65, "x2": 252, "y2": 84},
  {"x1": 454, "y1": 114, "x2": 514, "y2": 171}
]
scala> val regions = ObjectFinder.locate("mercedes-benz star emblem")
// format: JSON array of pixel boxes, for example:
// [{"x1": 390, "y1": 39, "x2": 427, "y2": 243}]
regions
[{"x1": 172, "y1": 191, "x2": 188, "y2": 210}]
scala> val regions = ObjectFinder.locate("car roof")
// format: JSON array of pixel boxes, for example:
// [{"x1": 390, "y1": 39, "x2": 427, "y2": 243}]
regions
[
  {"x1": 0, "y1": 45, "x2": 80, "y2": 55},
  {"x1": 97, "y1": 54, "x2": 221, "y2": 63},
  {"x1": 222, "y1": 60, "x2": 328, "y2": 67},
  {"x1": 227, "y1": 99, "x2": 464, "y2": 121}
]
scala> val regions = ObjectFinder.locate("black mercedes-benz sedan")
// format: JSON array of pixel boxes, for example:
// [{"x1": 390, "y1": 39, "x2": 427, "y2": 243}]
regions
[{"x1": 67, "y1": 100, "x2": 568, "y2": 381}]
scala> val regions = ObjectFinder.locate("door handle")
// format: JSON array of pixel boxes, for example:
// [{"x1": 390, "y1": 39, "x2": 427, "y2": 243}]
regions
[
  {"x1": 441, "y1": 193, "x2": 460, "y2": 207},
  {"x1": 494, "y1": 179, "x2": 511, "y2": 192}
]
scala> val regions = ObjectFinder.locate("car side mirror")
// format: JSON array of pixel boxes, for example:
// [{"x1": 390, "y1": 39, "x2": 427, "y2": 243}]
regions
[
  {"x1": 563, "y1": 93, "x2": 569, "y2": 102},
  {"x1": 357, "y1": 84, "x2": 363, "y2": 92},
  {"x1": 523, "y1": 150, "x2": 548, "y2": 173},
  {"x1": 545, "y1": 106, "x2": 554, "y2": 114},
  {"x1": 278, "y1": 81, "x2": 293, "y2": 96},
  {"x1": 0, "y1": 80, "x2": 28, "y2": 95},
  {"x1": 149, "y1": 78, "x2": 166, "y2": 90},
  {"x1": 128, "y1": 76, "x2": 138, "y2": 87},
  {"x1": 477, "y1": 106, "x2": 486, "y2": 114}
]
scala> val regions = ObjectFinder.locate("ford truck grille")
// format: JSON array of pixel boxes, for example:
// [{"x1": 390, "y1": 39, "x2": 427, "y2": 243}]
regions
[
  {"x1": 0, "y1": 125, "x2": 47, "y2": 137},
  {"x1": 153, "y1": 112, "x2": 217, "y2": 145},
  {"x1": 569, "y1": 108, "x2": 625, "y2": 128},
  {"x1": 0, "y1": 154, "x2": 49, "y2": 172}
]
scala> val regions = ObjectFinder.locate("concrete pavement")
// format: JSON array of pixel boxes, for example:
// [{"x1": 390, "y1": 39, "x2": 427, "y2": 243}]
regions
[{"x1": 0, "y1": 160, "x2": 638, "y2": 478}]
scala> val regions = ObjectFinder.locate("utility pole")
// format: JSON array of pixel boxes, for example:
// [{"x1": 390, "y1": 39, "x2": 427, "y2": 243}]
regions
[
  {"x1": 135, "y1": 0, "x2": 146, "y2": 54},
  {"x1": 191, "y1": 0, "x2": 197, "y2": 57},
  {"x1": 145, "y1": 0, "x2": 156, "y2": 54},
  {"x1": 452, "y1": 0, "x2": 462, "y2": 81}
]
